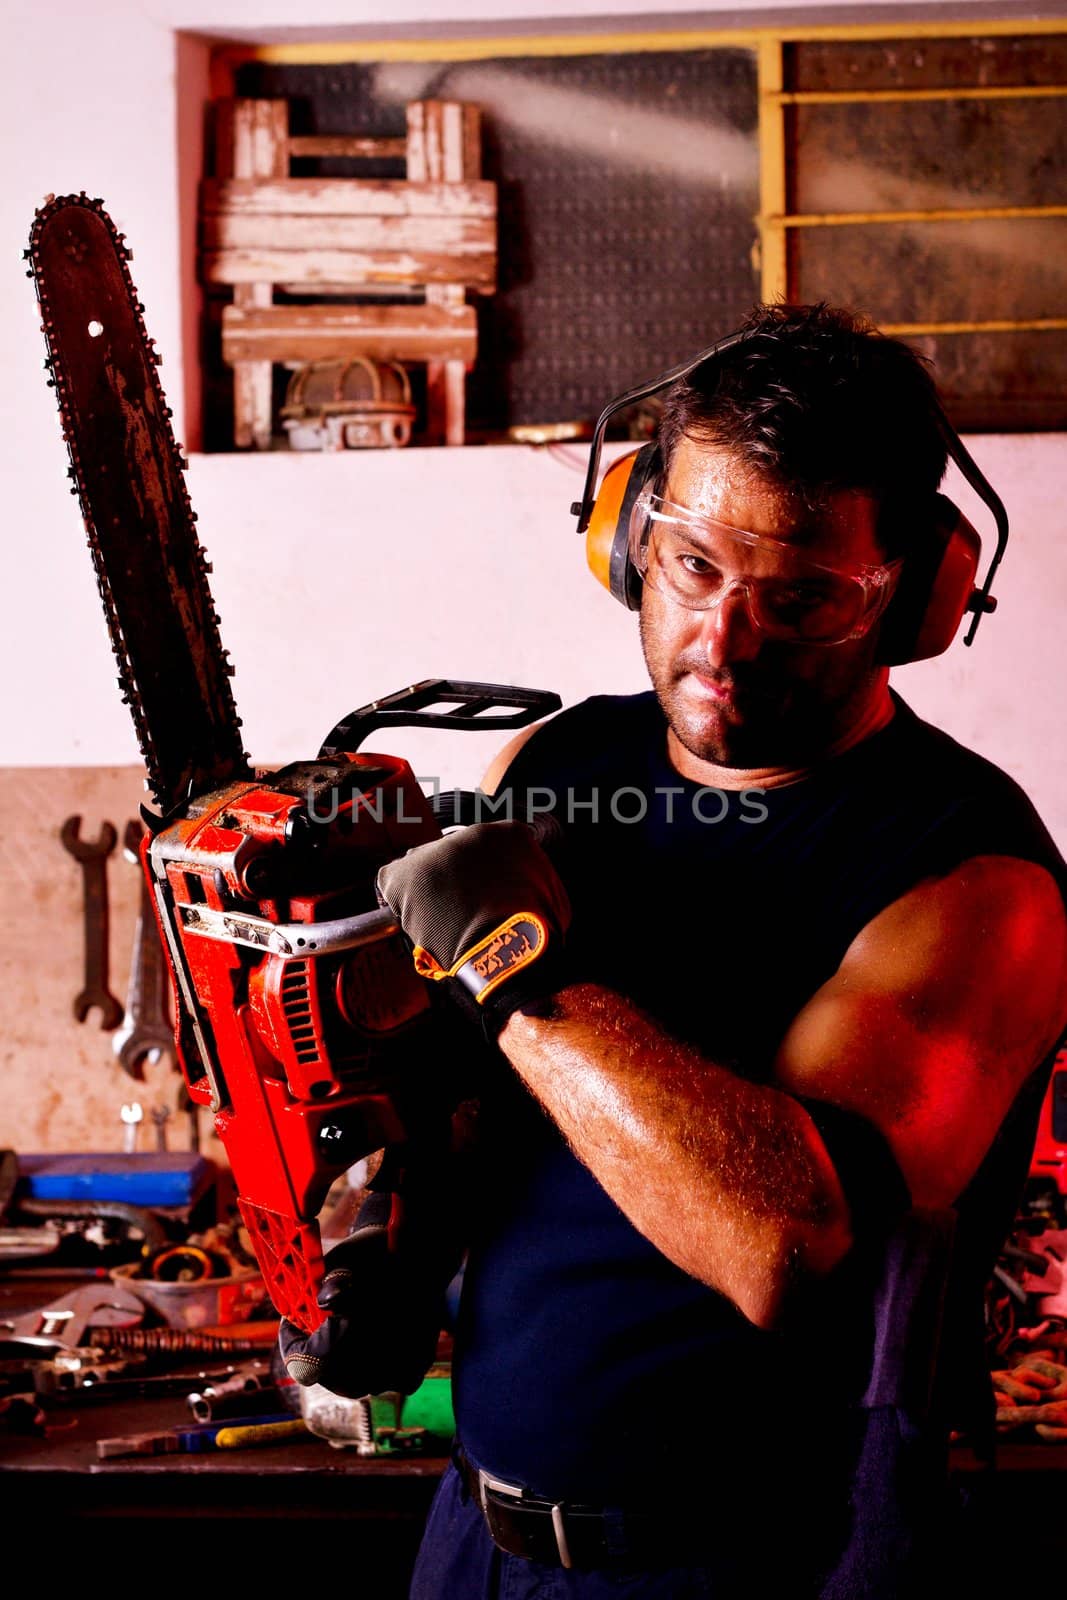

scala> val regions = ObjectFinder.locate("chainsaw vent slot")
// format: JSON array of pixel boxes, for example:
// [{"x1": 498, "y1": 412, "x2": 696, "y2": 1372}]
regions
[{"x1": 281, "y1": 961, "x2": 322, "y2": 1066}]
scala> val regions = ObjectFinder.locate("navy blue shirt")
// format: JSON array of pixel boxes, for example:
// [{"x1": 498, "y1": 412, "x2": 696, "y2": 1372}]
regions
[{"x1": 452, "y1": 691, "x2": 1067, "y2": 1570}]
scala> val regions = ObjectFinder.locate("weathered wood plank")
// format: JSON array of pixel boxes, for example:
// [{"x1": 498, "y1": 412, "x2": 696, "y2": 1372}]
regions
[
  {"x1": 443, "y1": 360, "x2": 467, "y2": 445},
  {"x1": 405, "y1": 101, "x2": 432, "y2": 183},
  {"x1": 406, "y1": 101, "x2": 481, "y2": 183},
  {"x1": 221, "y1": 302, "x2": 477, "y2": 365},
  {"x1": 201, "y1": 178, "x2": 496, "y2": 219},
  {"x1": 202, "y1": 210, "x2": 495, "y2": 257},
  {"x1": 424, "y1": 353, "x2": 469, "y2": 446},
  {"x1": 275, "y1": 283, "x2": 422, "y2": 297},
  {"x1": 234, "y1": 283, "x2": 273, "y2": 310},
  {"x1": 406, "y1": 104, "x2": 481, "y2": 446},
  {"x1": 289, "y1": 136, "x2": 408, "y2": 159},
  {"x1": 215, "y1": 106, "x2": 282, "y2": 450},
  {"x1": 202, "y1": 245, "x2": 497, "y2": 292},
  {"x1": 427, "y1": 285, "x2": 467, "y2": 308},
  {"x1": 214, "y1": 99, "x2": 288, "y2": 181},
  {"x1": 460, "y1": 106, "x2": 482, "y2": 183},
  {"x1": 233, "y1": 284, "x2": 274, "y2": 450},
  {"x1": 424, "y1": 285, "x2": 469, "y2": 444}
]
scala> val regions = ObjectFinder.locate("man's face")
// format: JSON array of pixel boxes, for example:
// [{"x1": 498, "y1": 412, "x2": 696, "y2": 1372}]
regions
[{"x1": 638, "y1": 436, "x2": 890, "y2": 770}]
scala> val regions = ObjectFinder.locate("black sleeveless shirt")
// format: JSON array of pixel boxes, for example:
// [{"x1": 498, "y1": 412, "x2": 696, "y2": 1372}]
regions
[{"x1": 452, "y1": 690, "x2": 1067, "y2": 1575}]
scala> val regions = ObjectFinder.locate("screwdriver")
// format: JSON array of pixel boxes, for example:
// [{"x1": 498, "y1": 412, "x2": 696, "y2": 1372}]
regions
[{"x1": 98, "y1": 1412, "x2": 307, "y2": 1459}]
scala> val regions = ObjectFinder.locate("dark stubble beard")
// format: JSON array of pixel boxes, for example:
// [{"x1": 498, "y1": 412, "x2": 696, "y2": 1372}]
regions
[{"x1": 638, "y1": 605, "x2": 878, "y2": 770}]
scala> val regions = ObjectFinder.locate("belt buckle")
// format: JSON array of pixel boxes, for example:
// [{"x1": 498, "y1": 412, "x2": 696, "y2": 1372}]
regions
[{"x1": 477, "y1": 1467, "x2": 574, "y2": 1570}]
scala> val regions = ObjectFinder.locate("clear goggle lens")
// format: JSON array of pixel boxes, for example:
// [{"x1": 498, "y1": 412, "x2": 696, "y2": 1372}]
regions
[{"x1": 631, "y1": 491, "x2": 902, "y2": 645}]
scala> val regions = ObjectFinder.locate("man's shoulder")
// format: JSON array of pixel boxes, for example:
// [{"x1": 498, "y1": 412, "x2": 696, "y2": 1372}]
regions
[
  {"x1": 491, "y1": 691, "x2": 661, "y2": 788},
  {"x1": 890, "y1": 692, "x2": 1048, "y2": 810},
  {"x1": 881, "y1": 691, "x2": 1067, "y2": 898},
  {"x1": 541, "y1": 690, "x2": 660, "y2": 731}
]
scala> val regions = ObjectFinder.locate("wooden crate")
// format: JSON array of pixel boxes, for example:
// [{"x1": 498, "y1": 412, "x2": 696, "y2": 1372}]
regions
[{"x1": 201, "y1": 99, "x2": 494, "y2": 449}]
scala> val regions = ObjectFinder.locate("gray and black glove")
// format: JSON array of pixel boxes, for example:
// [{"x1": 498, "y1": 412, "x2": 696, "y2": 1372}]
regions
[
  {"x1": 375, "y1": 820, "x2": 572, "y2": 1041},
  {"x1": 278, "y1": 1187, "x2": 451, "y2": 1399}
]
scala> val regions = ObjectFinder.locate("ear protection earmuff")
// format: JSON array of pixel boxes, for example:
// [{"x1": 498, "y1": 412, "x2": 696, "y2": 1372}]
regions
[{"x1": 572, "y1": 330, "x2": 1008, "y2": 665}]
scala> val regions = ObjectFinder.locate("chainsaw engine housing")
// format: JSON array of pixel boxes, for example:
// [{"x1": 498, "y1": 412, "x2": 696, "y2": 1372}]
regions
[{"x1": 146, "y1": 750, "x2": 440, "y2": 1331}]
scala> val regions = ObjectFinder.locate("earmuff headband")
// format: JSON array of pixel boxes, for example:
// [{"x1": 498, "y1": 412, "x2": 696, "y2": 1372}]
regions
[
  {"x1": 570, "y1": 331, "x2": 748, "y2": 534},
  {"x1": 926, "y1": 393, "x2": 1007, "y2": 644}
]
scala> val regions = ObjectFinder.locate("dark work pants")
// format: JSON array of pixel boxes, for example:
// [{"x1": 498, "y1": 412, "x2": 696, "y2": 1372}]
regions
[
  {"x1": 409, "y1": 1460, "x2": 813, "y2": 1600},
  {"x1": 408, "y1": 1428, "x2": 978, "y2": 1600}
]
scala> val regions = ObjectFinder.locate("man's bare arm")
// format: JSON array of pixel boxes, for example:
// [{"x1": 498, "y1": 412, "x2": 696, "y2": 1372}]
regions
[
  {"x1": 500, "y1": 983, "x2": 853, "y2": 1329},
  {"x1": 498, "y1": 856, "x2": 1067, "y2": 1330}
]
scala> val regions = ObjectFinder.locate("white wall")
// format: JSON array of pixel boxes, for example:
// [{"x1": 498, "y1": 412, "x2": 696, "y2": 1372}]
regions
[{"x1": 4, "y1": 0, "x2": 1066, "y2": 842}]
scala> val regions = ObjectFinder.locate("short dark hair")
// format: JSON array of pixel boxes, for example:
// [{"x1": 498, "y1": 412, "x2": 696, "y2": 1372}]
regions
[{"x1": 656, "y1": 303, "x2": 949, "y2": 557}]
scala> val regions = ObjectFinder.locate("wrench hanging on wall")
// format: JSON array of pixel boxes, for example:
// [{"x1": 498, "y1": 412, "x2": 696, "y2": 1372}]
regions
[
  {"x1": 112, "y1": 819, "x2": 177, "y2": 1080},
  {"x1": 60, "y1": 815, "x2": 123, "y2": 1030}
]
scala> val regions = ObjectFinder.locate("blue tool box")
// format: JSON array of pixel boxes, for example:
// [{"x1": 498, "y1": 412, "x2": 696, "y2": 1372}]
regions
[{"x1": 17, "y1": 1152, "x2": 213, "y2": 1208}]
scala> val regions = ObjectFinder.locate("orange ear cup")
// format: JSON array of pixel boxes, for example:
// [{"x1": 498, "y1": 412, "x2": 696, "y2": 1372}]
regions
[
  {"x1": 877, "y1": 495, "x2": 983, "y2": 665},
  {"x1": 585, "y1": 443, "x2": 659, "y2": 610}
]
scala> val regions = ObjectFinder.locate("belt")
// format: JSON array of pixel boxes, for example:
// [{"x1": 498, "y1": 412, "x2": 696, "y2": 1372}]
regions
[{"x1": 454, "y1": 1446, "x2": 713, "y2": 1572}]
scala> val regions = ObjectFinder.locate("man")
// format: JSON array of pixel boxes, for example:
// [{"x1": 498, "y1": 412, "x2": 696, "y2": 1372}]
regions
[{"x1": 283, "y1": 305, "x2": 1067, "y2": 1597}]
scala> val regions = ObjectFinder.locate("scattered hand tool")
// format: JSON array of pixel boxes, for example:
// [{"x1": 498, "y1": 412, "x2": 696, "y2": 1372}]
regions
[
  {"x1": 120, "y1": 1101, "x2": 143, "y2": 1153},
  {"x1": 24, "y1": 1348, "x2": 142, "y2": 1396},
  {"x1": 212, "y1": 1416, "x2": 309, "y2": 1450},
  {"x1": 60, "y1": 815, "x2": 123, "y2": 1029},
  {"x1": 3, "y1": 1355, "x2": 267, "y2": 1407},
  {"x1": 188, "y1": 1362, "x2": 291, "y2": 1422},
  {"x1": 93, "y1": 1322, "x2": 280, "y2": 1357},
  {"x1": 97, "y1": 1413, "x2": 307, "y2": 1459},
  {"x1": 150, "y1": 1103, "x2": 171, "y2": 1151},
  {"x1": 1, "y1": 1280, "x2": 144, "y2": 1347},
  {"x1": 112, "y1": 819, "x2": 177, "y2": 1080}
]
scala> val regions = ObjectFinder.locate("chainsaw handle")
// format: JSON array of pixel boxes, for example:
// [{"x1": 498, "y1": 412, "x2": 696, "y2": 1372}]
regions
[{"x1": 320, "y1": 680, "x2": 561, "y2": 758}]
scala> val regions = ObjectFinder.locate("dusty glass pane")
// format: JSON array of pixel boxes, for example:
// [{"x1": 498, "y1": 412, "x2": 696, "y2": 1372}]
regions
[
  {"x1": 792, "y1": 99, "x2": 1067, "y2": 213},
  {"x1": 910, "y1": 330, "x2": 1067, "y2": 431},
  {"x1": 792, "y1": 217, "x2": 1067, "y2": 325},
  {"x1": 788, "y1": 34, "x2": 1067, "y2": 93}
]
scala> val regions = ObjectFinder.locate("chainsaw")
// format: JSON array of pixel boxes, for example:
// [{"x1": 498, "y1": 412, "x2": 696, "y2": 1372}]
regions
[{"x1": 27, "y1": 193, "x2": 559, "y2": 1333}]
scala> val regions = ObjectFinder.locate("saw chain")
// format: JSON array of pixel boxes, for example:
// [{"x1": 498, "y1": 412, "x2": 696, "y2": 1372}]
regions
[{"x1": 26, "y1": 193, "x2": 249, "y2": 815}]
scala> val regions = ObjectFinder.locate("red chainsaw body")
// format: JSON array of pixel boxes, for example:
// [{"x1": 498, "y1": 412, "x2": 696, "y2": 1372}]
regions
[{"x1": 143, "y1": 750, "x2": 441, "y2": 1332}]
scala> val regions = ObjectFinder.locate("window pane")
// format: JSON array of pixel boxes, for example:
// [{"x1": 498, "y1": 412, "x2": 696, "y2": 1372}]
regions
[
  {"x1": 910, "y1": 329, "x2": 1067, "y2": 431},
  {"x1": 792, "y1": 217, "x2": 1067, "y2": 325},
  {"x1": 788, "y1": 34, "x2": 1067, "y2": 93},
  {"x1": 792, "y1": 99, "x2": 1067, "y2": 213}
]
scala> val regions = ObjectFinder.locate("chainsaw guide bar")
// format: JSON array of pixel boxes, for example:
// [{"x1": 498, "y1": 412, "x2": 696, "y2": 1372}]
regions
[{"x1": 27, "y1": 193, "x2": 250, "y2": 815}]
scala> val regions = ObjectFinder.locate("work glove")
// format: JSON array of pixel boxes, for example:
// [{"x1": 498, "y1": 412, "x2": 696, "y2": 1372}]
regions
[
  {"x1": 278, "y1": 1190, "x2": 447, "y2": 1399},
  {"x1": 375, "y1": 820, "x2": 572, "y2": 1042}
]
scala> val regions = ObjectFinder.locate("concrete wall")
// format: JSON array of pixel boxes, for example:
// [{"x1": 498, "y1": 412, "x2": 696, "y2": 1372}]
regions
[{"x1": 3, "y1": 0, "x2": 1064, "y2": 1154}]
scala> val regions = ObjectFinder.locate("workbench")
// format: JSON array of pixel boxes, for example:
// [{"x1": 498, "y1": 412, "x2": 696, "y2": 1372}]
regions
[
  {"x1": 4, "y1": 1273, "x2": 1067, "y2": 1585},
  {"x1": 0, "y1": 1268, "x2": 447, "y2": 1585},
  {"x1": 1, "y1": 1386, "x2": 447, "y2": 1586},
  {"x1": 6, "y1": 1412, "x2": 1067, "y2": 1587}
]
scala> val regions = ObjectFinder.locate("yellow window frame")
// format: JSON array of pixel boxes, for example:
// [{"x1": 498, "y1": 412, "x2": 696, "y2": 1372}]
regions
[{"x1": 209, "y1": 16, "x2": 1067, "y2": 339}]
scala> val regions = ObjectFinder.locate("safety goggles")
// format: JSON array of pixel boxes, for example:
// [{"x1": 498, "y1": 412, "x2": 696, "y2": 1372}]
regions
[{"x1": 631, "y1": 491, "x2": 903, "y2": 645}]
